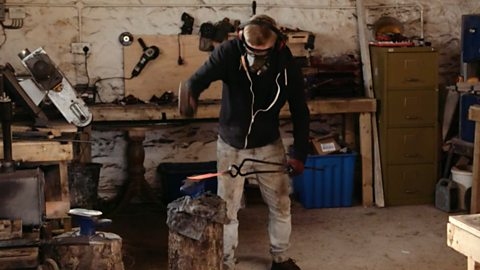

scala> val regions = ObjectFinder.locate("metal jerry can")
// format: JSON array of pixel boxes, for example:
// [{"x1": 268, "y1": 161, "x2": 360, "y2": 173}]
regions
[{"x1": 435, "y1": 178, "x2": 459, "y2": 213}]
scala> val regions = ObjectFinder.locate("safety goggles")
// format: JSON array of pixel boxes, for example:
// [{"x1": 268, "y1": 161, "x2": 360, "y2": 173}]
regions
[{"x1": 243, "y1": 41, "x2": 273, "y2": 56}]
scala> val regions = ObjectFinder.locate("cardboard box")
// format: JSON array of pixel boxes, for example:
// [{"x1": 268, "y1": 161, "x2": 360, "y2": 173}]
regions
[{"x1": 311, "y1": 136, "x2": 341, "y2": 155}]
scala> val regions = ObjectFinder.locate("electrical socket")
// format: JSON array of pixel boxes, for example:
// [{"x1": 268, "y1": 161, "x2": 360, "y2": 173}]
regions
[
  {"x1": 8, "y1": 7, "x2": 26, "y2": 19},
  {"x1": 0, "y1": 0, "x2": 5, "y2": 22},
  {"x1": 71, "y1": 42, "x2": 91, "y2": 55}
]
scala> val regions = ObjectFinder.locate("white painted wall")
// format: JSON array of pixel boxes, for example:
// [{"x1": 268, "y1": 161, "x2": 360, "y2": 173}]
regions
[{"x1": 1, "y1": 0, "x2": 478, "y2": 199}]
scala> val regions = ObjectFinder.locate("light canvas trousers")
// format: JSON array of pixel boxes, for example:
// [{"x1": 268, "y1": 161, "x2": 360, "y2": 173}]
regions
[{"x1": 217, "y1": 137, "x2": 292, "y2": 270}]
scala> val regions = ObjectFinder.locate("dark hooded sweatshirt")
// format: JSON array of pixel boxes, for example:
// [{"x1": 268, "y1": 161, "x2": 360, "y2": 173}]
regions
[{"x1": 186, "y1": 38, "x2": 310, "y2": 162}]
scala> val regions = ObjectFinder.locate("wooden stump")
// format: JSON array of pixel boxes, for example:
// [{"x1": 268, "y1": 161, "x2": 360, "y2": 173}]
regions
[
  {"x1": 167, "y1": 194, "x2": 227, "y2": 270},
  {"x1": 50, "y1": 231, "x2": 124, "y2": 270},
  {"x1": 168, "y1": 221, "x2": 223, "y2": 270}
]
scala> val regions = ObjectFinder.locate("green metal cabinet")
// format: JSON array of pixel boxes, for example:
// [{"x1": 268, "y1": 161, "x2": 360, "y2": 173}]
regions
[{"x1": 370, "y1": 46, "x2": 439, "y2": 206}]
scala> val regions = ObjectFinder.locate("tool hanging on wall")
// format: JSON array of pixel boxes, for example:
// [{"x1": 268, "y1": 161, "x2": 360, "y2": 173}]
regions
[
  {"x1": 177, "y1": 34, "x2": 184, "y2": 65},
  {"x1": 180, "y1": 12, "x2": 194, "y2": 35},
  {"x1": 119, "y1": 32, "x2": 134, "y2": 46},
  {"x1": 131, "y1": 38, "x2": 160, "y2": 77},
  {"x1": 18, "y1": 48, "x2": 92, "y2": 127}
]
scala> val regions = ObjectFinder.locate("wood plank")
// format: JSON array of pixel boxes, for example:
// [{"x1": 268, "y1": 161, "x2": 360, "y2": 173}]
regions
[
  {"x1": 0, "y1": 220, "x2": 22, "y2": 240},
  {"x1": 359, "y1": 112, "x2": 373, "y2": 207},
  {"x1": 91, "y1": 98, "x2": 376, "y2": 122},
  {"x1": 344, "y1": 114, "x2": 356, "y2": 149},
  {"x1": 0, "y1": 247, "x2": 38, "y2": 270},
  {"x1": 0, "y1": 247, "x2": 37, "y2": 258},
  {"x1": 469, "y1": 105, "x2": 480, "y2": 122},
  {"x1": 472, "y1": 122, "x2": 480, "y2": 213},
  {"x1": 449, "y1": 214, "x2": 480, "y2": 238},
  {"x1": 447, "y1": 222, "x2": 480, "y2": 263},
  {"x1": 77, "y1": 125, "x2": 92, "y2": 163},
  {"x1": 58, "y1": 161, "x2": 70, "y2": 203},
  {"x1": 11, "y1": 122, "x2": 77, "y2": 135},
  {"x1": 355, "y1": 0, "x2": 384, "y2": 207},
  {"x1": 46, "y1": 201, "x2": 70, "y2": 219},
  {"x1": 0, "y1": 141, "x2": 73, "y2": 162}
]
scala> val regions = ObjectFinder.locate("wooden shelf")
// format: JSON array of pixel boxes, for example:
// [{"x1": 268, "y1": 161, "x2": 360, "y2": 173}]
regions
[{"x1": 90, "y1": 98, "x2": 376, "y2": 122}]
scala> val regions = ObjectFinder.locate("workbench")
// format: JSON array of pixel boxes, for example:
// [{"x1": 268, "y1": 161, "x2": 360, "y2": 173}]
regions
[
  {"x1": 468, "y1": 105, "x2": 480, "y2": 213},
  {"x1": 447, "y1": 214, "x2": 480, "y2": 270},
  {"x1": 0, "y1": 123, "x2": 75, "y2": 218},
  {"x1": 91, "y1": 98, "x2": 377, "y2": 208}
]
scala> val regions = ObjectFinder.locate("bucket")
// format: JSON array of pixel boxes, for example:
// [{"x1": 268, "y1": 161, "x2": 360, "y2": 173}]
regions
[
  {"x1": 68, "y1": 162, "x2": 102, "y2": 209},
  {"x1": 451, "y1": 165, "x2": 472, "y2": 210}
]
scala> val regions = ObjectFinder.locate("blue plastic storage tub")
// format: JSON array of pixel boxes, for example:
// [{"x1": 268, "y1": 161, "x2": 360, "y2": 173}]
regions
[
  {"x1": 157, "y1": 161, "x2": 218, "y2": 203},
  {"x1": 293, "y1": 152, "x2": 357, "y2": 208},
  {"x1": 459, "y1": 93, "x2": 480, "y2": 143}
]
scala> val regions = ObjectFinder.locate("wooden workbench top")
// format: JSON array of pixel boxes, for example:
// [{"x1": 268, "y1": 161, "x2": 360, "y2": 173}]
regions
[
  {"x1": 90, "y1": 98, "x2": 376, "y2": 122},
  {"x1": 450, "y1": 214, "x2": 480, "y2": 237},
  {"x1": 0, "y1": 140, "x2": 73, "y2": 162}
]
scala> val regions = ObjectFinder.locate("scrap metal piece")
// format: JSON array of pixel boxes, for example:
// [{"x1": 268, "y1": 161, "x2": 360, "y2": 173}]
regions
[{"x1": 0, "y1": 169, "x2": 45, "y2": 227}]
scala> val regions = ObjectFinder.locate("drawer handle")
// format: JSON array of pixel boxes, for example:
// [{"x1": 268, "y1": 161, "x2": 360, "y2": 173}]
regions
[
  {"x1": 405, "y1": 115, "x2": 419, "y2": 120},
  {"x1": 404, "y1": 153, "x2": 419, "y2": 158},
  {"x1": 405, "y1": 78, "x2": 420, "y2": 82},
  {"x1": 404, "y1": 189, "x2": 416, "y2": 194}
]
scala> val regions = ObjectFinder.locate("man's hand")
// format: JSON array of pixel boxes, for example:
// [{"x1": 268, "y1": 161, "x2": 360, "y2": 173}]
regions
[
  {"x1": 178, "y1": 82, "x2": 197, "y2": 118},
  {"x1": 287, "y1": 159, "x2": 304, "y2": 176}
]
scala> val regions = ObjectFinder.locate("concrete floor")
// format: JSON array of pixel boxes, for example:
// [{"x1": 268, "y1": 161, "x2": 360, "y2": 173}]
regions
[{"x1": 106, "y1": 188, "x2": 467, "y2": 270}]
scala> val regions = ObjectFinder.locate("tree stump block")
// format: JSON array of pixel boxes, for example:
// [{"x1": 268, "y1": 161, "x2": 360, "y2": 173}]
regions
[
  {"x1": 50, "y1": 231, "x2": 124, "y2": 270},
  {"x1": 168, "y1": 222, "x2": 223, "y2": 270},
  {"x1": 167, "y1": 194, "x2": 227, "y2": 270}
]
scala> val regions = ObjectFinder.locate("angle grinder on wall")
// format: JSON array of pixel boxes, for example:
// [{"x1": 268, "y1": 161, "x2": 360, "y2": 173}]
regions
[{"x1": 131, "y1": 38, "x2": 160, "y2": 78}]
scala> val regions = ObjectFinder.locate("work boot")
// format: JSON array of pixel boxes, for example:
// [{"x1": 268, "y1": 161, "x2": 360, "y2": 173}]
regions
[{"x1": 271, "y1": 258, "x2": 301, "y2": 270}]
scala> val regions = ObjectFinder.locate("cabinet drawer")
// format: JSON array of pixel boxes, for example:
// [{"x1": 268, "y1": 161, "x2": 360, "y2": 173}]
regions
[
  {"x1": 386, "y1": 128, "x2": 436, "y2": 164},
  {"x1": 386, "y1": 52, "x2": 438, "y2": 89},
  {"x1": 385, "y1": 164, "x2": 436, "y2": 206},
  {"x1": 387, "y1": 90, "x2": 437, "y2": 127}
]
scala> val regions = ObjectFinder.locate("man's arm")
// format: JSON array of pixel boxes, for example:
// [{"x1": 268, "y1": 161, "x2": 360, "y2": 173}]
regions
[
  {"x1": 179, "y1": 43, "x2": 228, "y2": 117},
  {"x1": 285, "y1": 49, "x2": 310, "y2": 164}
]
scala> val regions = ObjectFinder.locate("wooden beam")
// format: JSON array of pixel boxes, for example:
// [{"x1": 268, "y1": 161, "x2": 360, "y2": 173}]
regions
[
  {"x1": 46, "y1": 201, "x2": 70, "y2": 219},
  {"x1": 359, "y1": 112, "x2": 373, "y2": 207},
  {"x1": 469, "y1": 105, "x2": 480, "y2": 122},
  {"x1": 469, "y1": 105, "x2": 480, "y2": 213},
  {"x1": 472, "y1": 121, "x2": 480, "y2": 213},
  {"x1": 344, "y1": 114, "x2": 356, "y2": 149},
  {"x1": 355, "y1": 0, "x2": 384, "y2": 207},
  {"x1": 0, "y1": 141, "x2": 73, "y2": 162},
  {"x1": 91, "y1": 98, "x2": 376, "y2": 122}
]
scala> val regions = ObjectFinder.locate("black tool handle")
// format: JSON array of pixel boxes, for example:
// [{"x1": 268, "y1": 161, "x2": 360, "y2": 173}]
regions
[{"x1": 138, "y1": 38, "x2": 147, "y2": 50}]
